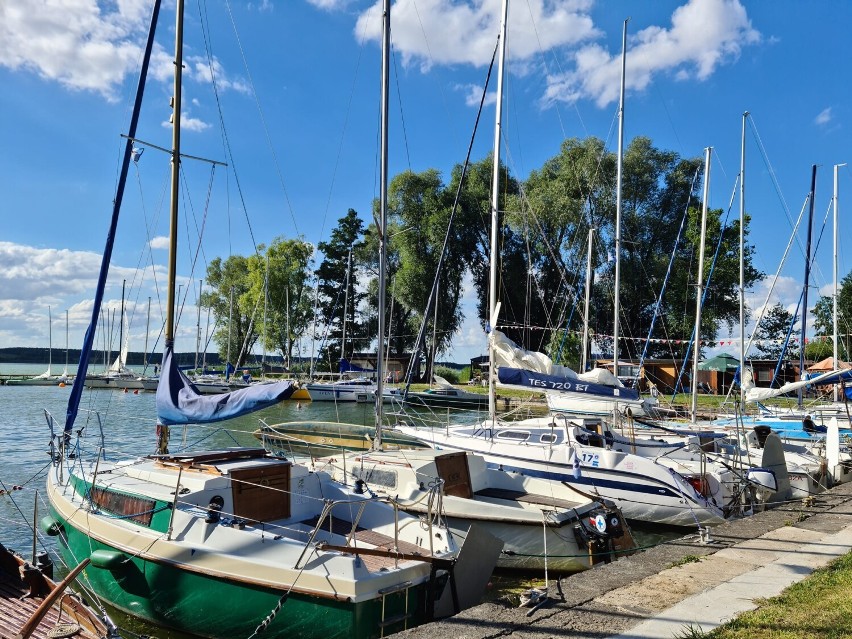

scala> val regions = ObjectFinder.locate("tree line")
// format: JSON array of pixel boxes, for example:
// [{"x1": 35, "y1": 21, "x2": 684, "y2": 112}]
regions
[{"x1": 201, "y1": 134, "x2": 852, "y2": 377}]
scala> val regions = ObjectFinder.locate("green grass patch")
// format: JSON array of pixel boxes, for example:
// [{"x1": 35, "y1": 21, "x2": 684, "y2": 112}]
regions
[
  {"x1": 702, "y1": 551, "x2": 852, "y2": 638},
  {"x1": 669, "y1": 554, "x2": 703, "y2": 569}
]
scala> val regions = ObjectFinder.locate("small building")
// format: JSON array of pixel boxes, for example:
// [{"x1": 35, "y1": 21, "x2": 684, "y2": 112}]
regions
[{"x1": 347, "y1": 352, "x2": 412, "y2": 382}]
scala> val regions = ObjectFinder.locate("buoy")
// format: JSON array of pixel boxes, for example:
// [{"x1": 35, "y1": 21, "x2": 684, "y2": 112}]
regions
[
  {"x1": 134, "y1": 389, "x2": 139, "y2": 394},
  {"x1": 58, "y1": 382, "x2": 66, "y2": 387},
  {"x1": 123, "y1": 388, "x2": 128, "y2": 393}
]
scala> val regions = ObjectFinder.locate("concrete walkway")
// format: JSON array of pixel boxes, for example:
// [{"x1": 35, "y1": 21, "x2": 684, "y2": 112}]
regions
[{"x1": 393, "y1": 482, "x2": 852, "y2": 639}]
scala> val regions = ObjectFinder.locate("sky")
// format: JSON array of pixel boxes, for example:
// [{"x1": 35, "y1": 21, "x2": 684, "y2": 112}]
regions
[{"x1": 1, "y1": 0, "x2": 851, "y2": 367}]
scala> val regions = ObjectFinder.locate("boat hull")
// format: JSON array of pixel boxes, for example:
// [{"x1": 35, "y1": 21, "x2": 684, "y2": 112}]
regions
[{"x1": 52, "y1": 518, "x2": 424, "y2": 639}]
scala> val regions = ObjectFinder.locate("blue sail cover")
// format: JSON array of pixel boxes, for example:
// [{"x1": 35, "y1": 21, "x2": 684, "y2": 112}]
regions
[
  {"x1": 497, "y1": 366, "x2": 640, "y2": 401},
  {"x1": 156, "y1": 343, "x2": 295, "y2": 425}
]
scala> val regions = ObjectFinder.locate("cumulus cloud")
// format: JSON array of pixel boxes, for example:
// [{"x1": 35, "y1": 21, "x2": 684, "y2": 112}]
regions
[
  {"x1": 0, "y1": 0, "x2": 152, "y2": 100},
  {"x1": 307, "y1": 0, "x2": 353, "y2": 10},
  {"x1": 356, "y1": 0, "x2": 599, "y2": 71},
  {"x1": 543, "y1": 0, "x2": 760, "y2": 107},
  {"x1": 0, "y1": 2, "x2": 247, "y2": 102},
  {"x1": 149, "y1": 236, "x2": 170, "y2": 250}
]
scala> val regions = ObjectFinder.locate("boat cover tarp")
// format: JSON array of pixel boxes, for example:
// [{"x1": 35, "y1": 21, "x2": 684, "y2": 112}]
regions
[
  {"x1": 497, "y1": 366, "x2": 640, "y2": 400},
  {"x1": 156, "y1": 343, "x2": 295, "y2": 425},
  {"x1": 339, "y1": 358, "x2": 376, "y2": 374},
  {"x1": 492, "y1": 330, "x2": 626, "y2": 388}
]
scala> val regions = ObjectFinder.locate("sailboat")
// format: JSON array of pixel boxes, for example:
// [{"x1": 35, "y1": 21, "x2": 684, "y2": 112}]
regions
[
  {"x1": 393, "y1": 18, "x2": 727, "y2": 528},
  {"x1": 42, "y1": 3, "x2": 488, "y2": 638},
  {"x1": 6, "y1": 308, "x2": 68, "y2": 386}
]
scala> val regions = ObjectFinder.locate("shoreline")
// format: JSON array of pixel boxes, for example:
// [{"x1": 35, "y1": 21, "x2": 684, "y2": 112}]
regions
[{"x1": 392, "y1": 481, "x2": 852, "y2": 639}]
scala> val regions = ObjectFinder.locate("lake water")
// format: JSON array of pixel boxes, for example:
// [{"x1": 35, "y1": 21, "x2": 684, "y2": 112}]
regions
[
  {"x1": 0, "y1": 375, "x2": 386, "y2": 637},
  {"x1": 0, "y1": 370, "x2": 678, "y2": 636}
]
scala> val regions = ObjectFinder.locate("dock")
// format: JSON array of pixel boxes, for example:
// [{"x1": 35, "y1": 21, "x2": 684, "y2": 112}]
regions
[{"x1": 391, "y1": 481, "x2": 852, "y2": 639}]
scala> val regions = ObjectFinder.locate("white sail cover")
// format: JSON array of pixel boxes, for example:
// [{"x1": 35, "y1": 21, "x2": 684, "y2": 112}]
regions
[
  {"x1": 744, "y1": 368, "x2": 843, "y2": 402},
  {"x1": 491, "y1": 330, "x2": 623, "y2": 388}
]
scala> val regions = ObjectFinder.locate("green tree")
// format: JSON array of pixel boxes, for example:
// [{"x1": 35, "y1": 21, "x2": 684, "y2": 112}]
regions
[
  {"x1": 813, "y1": 270, "x2": 852, "y2": 360},
  {"x1": 244, "y1": 237, "x2": 314, "y2": 369},
  {"x1": 203, "y1": 254, "x2": 256, "y2": 368},
  {"x1": 314, "y1": 210, "x2": 367, "y2": 372},
  {"x1": 753, "y1": 303, "x2": 796, "y2": 360}
]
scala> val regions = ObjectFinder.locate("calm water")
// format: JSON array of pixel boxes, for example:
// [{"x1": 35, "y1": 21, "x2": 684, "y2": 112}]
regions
[
  {"x1": 0, "y1": 376, "x2": 384, "y2": 637},
  {"x1": 0, "y1": 371, "x2": 676, "y2": 636}
]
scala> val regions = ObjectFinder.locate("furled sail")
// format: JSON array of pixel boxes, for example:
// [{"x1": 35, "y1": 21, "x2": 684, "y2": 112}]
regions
[{"x1": 156, "y1": 343, "x2": 295, "y2": 425}]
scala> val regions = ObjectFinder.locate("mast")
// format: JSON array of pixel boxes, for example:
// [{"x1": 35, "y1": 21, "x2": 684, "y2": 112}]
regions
[
  {"x1": 143, "y1": 296, "x2": 151, "y2": 374},
  {"x1": 262, "y1": 256, "x2": 269, "y2": 374},
  {"x1": 226, "y1": 285, "x2": 234, "y2": 370},
  {"x1": 64, "y1": 0, "x2": 162, "y2": 435},
  {"x1": 373, "y1": 0, "x2": 390, "y2": 447},
  {"x1": 47, "y1": 306, "x2": 53, "y2": 377},
  {"x1": 487, "y1": 0, "x2": 509, "y2": 424},
  {"x1": 799, "y1": 165, "x2": 816, "y2": 408},
  {"x1": 690, "y1": 147, "x2": 712, "y2": 421},
  {"x1": 195, "y1": 279, "x2": 202, "y2": 371},
  {"x1": 64, "y1": 309, "x2": 69, "y2": 377},
  {"x1": 834, "y1": 164, "x2": 845, "y2": 402},
  {"x1": 613, "y1": 19, "x2": 627, "y2": 383},
  {"x1": 164, "y1": 0, "x2": 186, "y2": 347},
  {"x1": 118, "y1": 279, "x2": 126, "y2": 369},
  {"x1": 342, "y1": 247, "x2": 352, "y2": 363},
  {"x1": 739, "y1": 112, "x2": 747, "y2": 406},
  {"x1": 582, "y1": 227, "x2": 595, "y2": 372}
]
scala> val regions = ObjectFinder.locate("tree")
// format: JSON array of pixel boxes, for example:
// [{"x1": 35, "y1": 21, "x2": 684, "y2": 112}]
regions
[
  {"x1": 314, "y1": 210, "x2": 367, "y2": 372},
  {"x1": 813, "y1": 270, "x2": 852, "y2": 361},
  {"x1": 753, "y1": 303, "x2": 796, "y2": 360},
  {"x1": 203, "y1": 254, "x2": 256, "y2": 368},
  {"x1": 245, "y1": 237, "x2": 314, "y2": 369}
]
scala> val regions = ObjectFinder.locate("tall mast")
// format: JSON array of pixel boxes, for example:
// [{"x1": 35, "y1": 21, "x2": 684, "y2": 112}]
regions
[
  {"x1": 47, "y1": 306, "x2": 53, "y2": 376},
  {"x1": 64, "y1": 309, "x2": 69, "y2": 377},
  {"x1": 799, "y1": 165, "x2": 816, "y2": 408},
  {"x1": 373, "y1": 0, "x2": 390, "y2": 447},
  {"x1": 691, "y1": 147, "x2": 712, "y2": 422},
  {"x1": 143, "y1": 296, "x2": 151, "y2": 373},
  {"x1": 226, "y1": 285, "x2": 234, "y2": 369},
  {"x1": 342, "y1": 247, "x2": 352, "y2": 362},
  {"x1": 487, "y1": 0, "x2": 509, "y2": 424},
  {"x1": 195, "y1": 279, "x2": 202, "y2": 371},
  {"x1": 262, "y1": 256, "x2": 269, "y2": 373},
  {"x1": 739, "y1": 112, "x2": 747, "y2": 405},
  {"x1": 613, "y1": 19, "x2": 628, "y2": 382},
  {"x1": 64, "y1": 0, "x2": 162, "y2": 435},
  {"x1": 118, "y1": 279, "x2": 126, "y2": 368},
  {"x1": 164, "y1": 0, "x2": 186, "y2": 346},
  {"x1": 582, "y1": 227, "x2": 595, "y2": 372},
  {"x1": 834, "y1": 164, "x2": 845, "y2": 402}
]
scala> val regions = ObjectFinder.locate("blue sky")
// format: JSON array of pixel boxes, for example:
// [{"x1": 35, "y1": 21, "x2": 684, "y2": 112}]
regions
[{"x1": 0, "y1": 0, "x2": 850, "y2": 366}]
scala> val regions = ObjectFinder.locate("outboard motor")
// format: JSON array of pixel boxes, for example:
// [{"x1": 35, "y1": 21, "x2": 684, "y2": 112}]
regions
[{"x1": 573, "y1": 507, "x2": 628, "y2": 564}]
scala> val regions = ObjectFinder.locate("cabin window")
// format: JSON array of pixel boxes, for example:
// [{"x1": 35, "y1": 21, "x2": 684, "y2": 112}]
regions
[
  {"x1": 90, "y1": 487, "x2": 156, "y2": 527},
  {"x1": 497, "y1": 430, "x2": 530, "y2": 442},
  {"x1": 540, "y1": 433, "x2": 557, "y2": 444}
]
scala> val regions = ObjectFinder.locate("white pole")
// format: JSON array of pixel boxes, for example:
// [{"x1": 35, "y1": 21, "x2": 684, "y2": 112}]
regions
[
  {"x1": 691, "y1": 147, "x2": 712, "y2": 422},
  {"x1": 834, "y1": 163, "x2": 846, "y2": 401},
  {"x1": 613, "y1": 19, "x2": 628, "y2": 384},
  {"x1": 739, "y1": 113, "x2": 747, "y2": 406},
  {"x1": 487, "y1": 0, "x2": 509, "y2": 425},
  {"x1": 582, "y1": 228, "x2": 595, "y2": 372}
]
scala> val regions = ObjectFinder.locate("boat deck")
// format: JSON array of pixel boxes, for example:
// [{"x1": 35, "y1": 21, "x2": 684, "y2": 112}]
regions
[{"x1": 0, "y1": 552, "x2": 104, "y2": 639}]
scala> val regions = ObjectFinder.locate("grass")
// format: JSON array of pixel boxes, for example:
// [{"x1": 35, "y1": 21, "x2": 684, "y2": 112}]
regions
[
  {"x1": 692, "y1": 551, "x2": 852, "y2": 638},
  {"x1": 668, "y1": 554, "x2": 703, "y2": 569}
]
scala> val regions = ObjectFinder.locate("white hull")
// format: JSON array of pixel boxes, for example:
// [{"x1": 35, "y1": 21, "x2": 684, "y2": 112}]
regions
[{"x1": 394, "y1": 416, "x2": 724, "y2": 527}]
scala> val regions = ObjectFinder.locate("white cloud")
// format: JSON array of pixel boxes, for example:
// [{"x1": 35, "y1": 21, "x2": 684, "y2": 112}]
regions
[
  {"x1": 356, "y1": 0, "x2": 599, "y2": 71},
  {"x1": 456, "y1": 83, "x2": 497, "y2": 108},
  {"x1": 306, "y1": 0, "x2": 353, "y2": 11},
  {"x1": 0, "y1": 0, "x2": 152, "y2": 100},
  {"x1": 149, "y1": 236, "x2": 170, "y2": 250},
  {"x1": 815, "y1": 107, "x2": 833, "y2": 126},
  {"x1": 544, "y1": 0, "x2": 760, "y2": 107},
  {"x1": 160, "y1": 110, "x2": 211, "y2": 133}
]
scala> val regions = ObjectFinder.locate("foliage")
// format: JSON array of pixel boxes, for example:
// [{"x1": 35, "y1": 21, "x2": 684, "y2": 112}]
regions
[
  {"x1": 203, "y1": 240, "x2": 313, "y2": 369},
  {"x1": 203, "y1": 254, "x2": 255, "y2": 368},
  {"x1": 245, "y1": 237, "x2": 314, "y2": 366},
  {"x1": 813, "y1": 270, "x2": 852, "y2": 360},
  {"x1": 433, "y1": 365, "x2": 460, "y2": 384},
  {"x1": 753, "y1": 303, "x2": 797, "y2": 360},
  {"x1": 314, "y1": 209, "x2": 367, "y2": 372}
]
